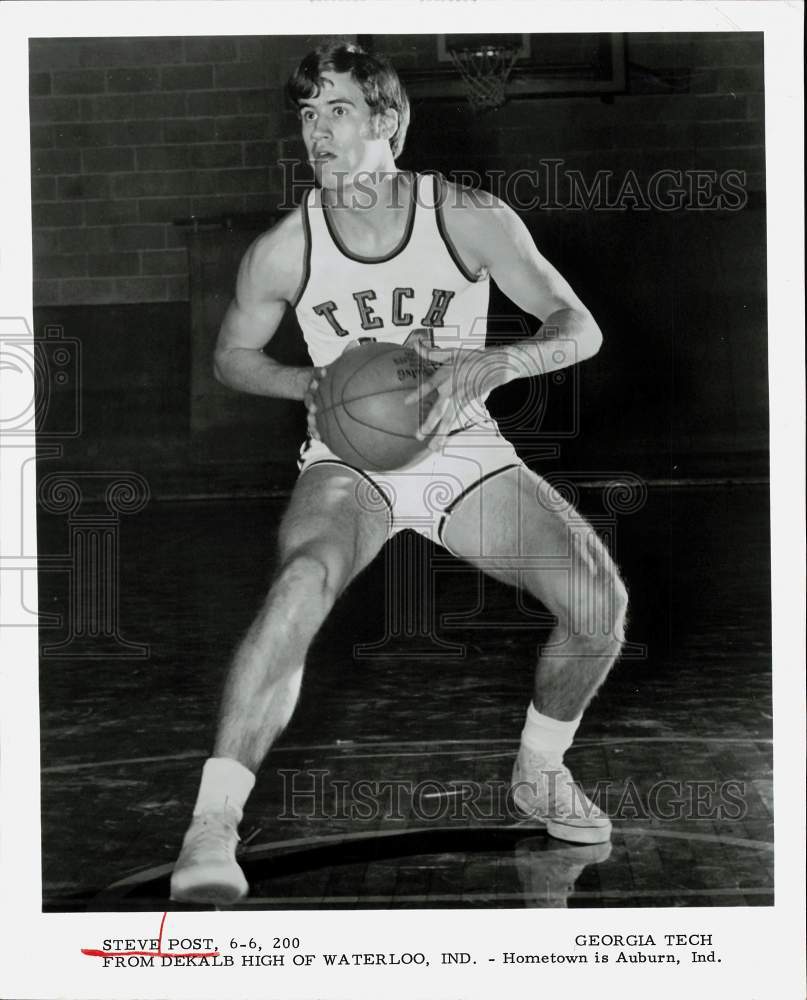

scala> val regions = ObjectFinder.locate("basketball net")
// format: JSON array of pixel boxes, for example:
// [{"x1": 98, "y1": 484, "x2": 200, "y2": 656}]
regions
[{"x1": 447, "y1": 45, "x2": 519, "y2": 113}]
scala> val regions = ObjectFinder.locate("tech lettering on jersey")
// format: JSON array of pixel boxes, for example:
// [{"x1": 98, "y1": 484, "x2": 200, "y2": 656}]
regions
[
  {"x1": 312, "y1": 287, "x2": 455, "y2": 336},
  {"x1": 295, "y1": 173, "x2": 489, "y2": 367}
]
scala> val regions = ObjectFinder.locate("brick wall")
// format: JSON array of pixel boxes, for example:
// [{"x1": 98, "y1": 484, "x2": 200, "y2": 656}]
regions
[
  {"x1": 30, "y1": 32, "x2": 764, "y2": 307},
  {"x1": 29, "y1": 35, "x2": 314, "y2": 306}
]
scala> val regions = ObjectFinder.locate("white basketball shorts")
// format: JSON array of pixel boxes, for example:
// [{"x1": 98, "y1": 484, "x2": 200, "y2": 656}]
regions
[{"x1": 297, "y1": 415, "x2": 523, "y2": 551}]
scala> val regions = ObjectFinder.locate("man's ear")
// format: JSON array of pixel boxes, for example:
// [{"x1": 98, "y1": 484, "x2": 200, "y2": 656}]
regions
[{"x1": 373, "y1": 108, "x2": 399, "y2": 141}]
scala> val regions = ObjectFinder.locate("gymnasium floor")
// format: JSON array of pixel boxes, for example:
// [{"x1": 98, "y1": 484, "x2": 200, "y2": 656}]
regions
[{"x1": 38, "y1": 482, "x2": 773, "y2": 910}]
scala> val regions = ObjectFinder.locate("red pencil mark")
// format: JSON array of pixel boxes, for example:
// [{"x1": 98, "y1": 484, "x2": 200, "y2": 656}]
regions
[{"x1": 81, "y1": 911, "x2": 220, "y2": 960}]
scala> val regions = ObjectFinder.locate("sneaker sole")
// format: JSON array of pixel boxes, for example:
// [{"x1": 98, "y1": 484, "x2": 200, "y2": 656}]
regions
[
  {"x1": 170, "y1": 877, "x2": 247, "y2": 906},
  {"x1": 546, "y1": 817, "x2": 612, "y2": 845},
  {"x1": 513, "y1": 787, "x2": 612, "y2": 845}
]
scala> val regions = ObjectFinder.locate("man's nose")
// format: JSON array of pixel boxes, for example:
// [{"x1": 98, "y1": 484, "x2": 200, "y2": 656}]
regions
[{"x1": 311, "y1": 117, "x2": 331, "y2": 139}]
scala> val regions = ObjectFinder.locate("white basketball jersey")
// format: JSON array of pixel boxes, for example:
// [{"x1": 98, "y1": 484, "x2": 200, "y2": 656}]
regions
[{"x1": 293, "y1": 172, "x2": 490, "y2": 367}]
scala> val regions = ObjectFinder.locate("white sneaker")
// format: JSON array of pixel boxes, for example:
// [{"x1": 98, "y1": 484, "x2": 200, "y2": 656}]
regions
[
  {"x1": 511, "y1": 746, "x2": 612, "y2": 844},
  {"x1": 515, "y1": 837, "x2": 613, "y2": 907},
  {"x1": 170, "y1": 808, "x2": 248, "y2": 904}
]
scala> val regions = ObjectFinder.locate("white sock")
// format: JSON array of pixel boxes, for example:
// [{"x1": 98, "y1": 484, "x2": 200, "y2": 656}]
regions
[
  {"x1": 192, "y1": 757, "x2": 256, "y2": 822},
  {"x1": 520, "y1": 703, "x2": 581, "y2": 762}
]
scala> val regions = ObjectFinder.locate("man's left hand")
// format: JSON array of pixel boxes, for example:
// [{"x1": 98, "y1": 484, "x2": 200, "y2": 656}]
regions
[{"x1": 404, "y1": 339, "x2": 509, "y2": 450}]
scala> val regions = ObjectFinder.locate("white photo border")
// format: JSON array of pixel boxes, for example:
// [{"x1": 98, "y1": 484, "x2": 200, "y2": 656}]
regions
[{"x1": 0, "y1": 2, "x2": 804, "y2": 998}]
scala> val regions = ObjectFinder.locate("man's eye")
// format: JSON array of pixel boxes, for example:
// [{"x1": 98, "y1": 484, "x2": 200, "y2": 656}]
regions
[{"x1": 333, "y1": 106, "x2": 347, "y2": 116}]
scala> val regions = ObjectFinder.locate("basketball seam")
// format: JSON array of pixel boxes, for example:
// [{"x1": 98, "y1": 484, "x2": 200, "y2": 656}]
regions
[
  {"x1": 319, "y1": 386, "x2": 433, "y2": 441},
  {"x1": 329, "y1": 384, "x2": 383, "y2": 467},
  {"x1": 314, "y1": 343, "x2": 436, "y2": 468}
]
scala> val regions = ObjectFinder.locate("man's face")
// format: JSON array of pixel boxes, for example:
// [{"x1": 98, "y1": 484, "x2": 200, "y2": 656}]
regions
[{"x1": 298, "y1": 70, "x2": 389, "y2": 190}]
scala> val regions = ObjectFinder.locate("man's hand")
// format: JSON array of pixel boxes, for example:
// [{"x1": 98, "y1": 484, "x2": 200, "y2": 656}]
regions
[
  {"x1": 303, "y1": 340, "x2": 363, "y2": 441},
  {"x1": 404, "y1": 339, "x2": 510, "y2": 450}
]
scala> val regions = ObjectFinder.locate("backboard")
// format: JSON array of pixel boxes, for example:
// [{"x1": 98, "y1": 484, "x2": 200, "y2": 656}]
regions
[{"x1": 357, "y1": 33, "x2": 627, "y2": 103}]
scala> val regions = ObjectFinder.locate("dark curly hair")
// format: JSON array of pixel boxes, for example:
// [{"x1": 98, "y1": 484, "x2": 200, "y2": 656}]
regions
[{"x1": 286, "y1": 41, "x2": 410, "y2": 159}]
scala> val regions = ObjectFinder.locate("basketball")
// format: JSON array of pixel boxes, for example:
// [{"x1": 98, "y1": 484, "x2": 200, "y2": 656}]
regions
[{"x1": 313, "y1": 341, "x2": 440, "y2": 471}]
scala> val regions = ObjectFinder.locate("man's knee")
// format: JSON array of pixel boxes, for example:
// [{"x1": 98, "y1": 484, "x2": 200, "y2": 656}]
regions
[
  {"x1": 537, "y1": 541, "x2": 628, "y2": 649},
  {"x1": 275, "y1": 544, "x2": 349, "y2": 605},
  {"x1": 576, "y1": 561, "x2": 628, "y2": 648}
]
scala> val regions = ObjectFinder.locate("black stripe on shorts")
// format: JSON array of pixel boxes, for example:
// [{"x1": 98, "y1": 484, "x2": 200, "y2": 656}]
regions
[{"x1": 436, "y1": 462, "x2": 521, "y2": 549}]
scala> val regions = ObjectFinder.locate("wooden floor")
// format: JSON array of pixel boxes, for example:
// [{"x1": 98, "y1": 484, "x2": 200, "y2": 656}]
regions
[{"x1": 38, "y1": 483, "x2": 773, "y2": 910}]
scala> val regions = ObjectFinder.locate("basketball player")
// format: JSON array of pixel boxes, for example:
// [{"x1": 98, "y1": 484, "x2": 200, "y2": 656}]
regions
[{"x1": 170, "y1": 41, "x2": 628, "y2": 904}]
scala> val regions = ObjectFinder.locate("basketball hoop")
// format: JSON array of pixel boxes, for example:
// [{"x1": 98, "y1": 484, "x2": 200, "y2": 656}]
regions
[{"x1": 447, "y1": 44, "x2": 520, "y2": 113}]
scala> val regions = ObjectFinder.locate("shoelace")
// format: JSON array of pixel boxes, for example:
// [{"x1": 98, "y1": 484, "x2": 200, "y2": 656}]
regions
[
  {"x1": 183, "y1": 816, "x2": 238, "y2": 858},
  {"x1": 516, "y1": 756, "x2": 601, "y2": 818}
]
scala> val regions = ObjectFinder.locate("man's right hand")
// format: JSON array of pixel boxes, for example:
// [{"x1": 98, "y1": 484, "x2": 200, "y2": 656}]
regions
[{"x1": 304, "y1": 341, "x2": 362, "y2": 441}]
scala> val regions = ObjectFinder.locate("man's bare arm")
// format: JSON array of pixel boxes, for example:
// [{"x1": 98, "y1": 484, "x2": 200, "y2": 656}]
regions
[
  {"x1": 213, "y1": 212, "x2": 313, "y2": 401},
  {"x1": 445, "y1": 189, "x2": 603, "y2": 389}
]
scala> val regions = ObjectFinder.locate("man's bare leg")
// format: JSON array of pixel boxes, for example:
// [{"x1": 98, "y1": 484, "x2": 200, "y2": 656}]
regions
[
  {"x1": 444, "y1": 465, "x2": 628, "y2": 843},
  {"x1": 213, "y1": 467, "x2": 388, "y2": 770},
  {"x1": 171, "y1": 465, "x2": 389, "y2": 902}
]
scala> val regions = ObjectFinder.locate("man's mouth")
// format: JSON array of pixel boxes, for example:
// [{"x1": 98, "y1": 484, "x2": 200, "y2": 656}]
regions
[{"x1": 312, "y1": 151, "x2": 337, "y2": 163}]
